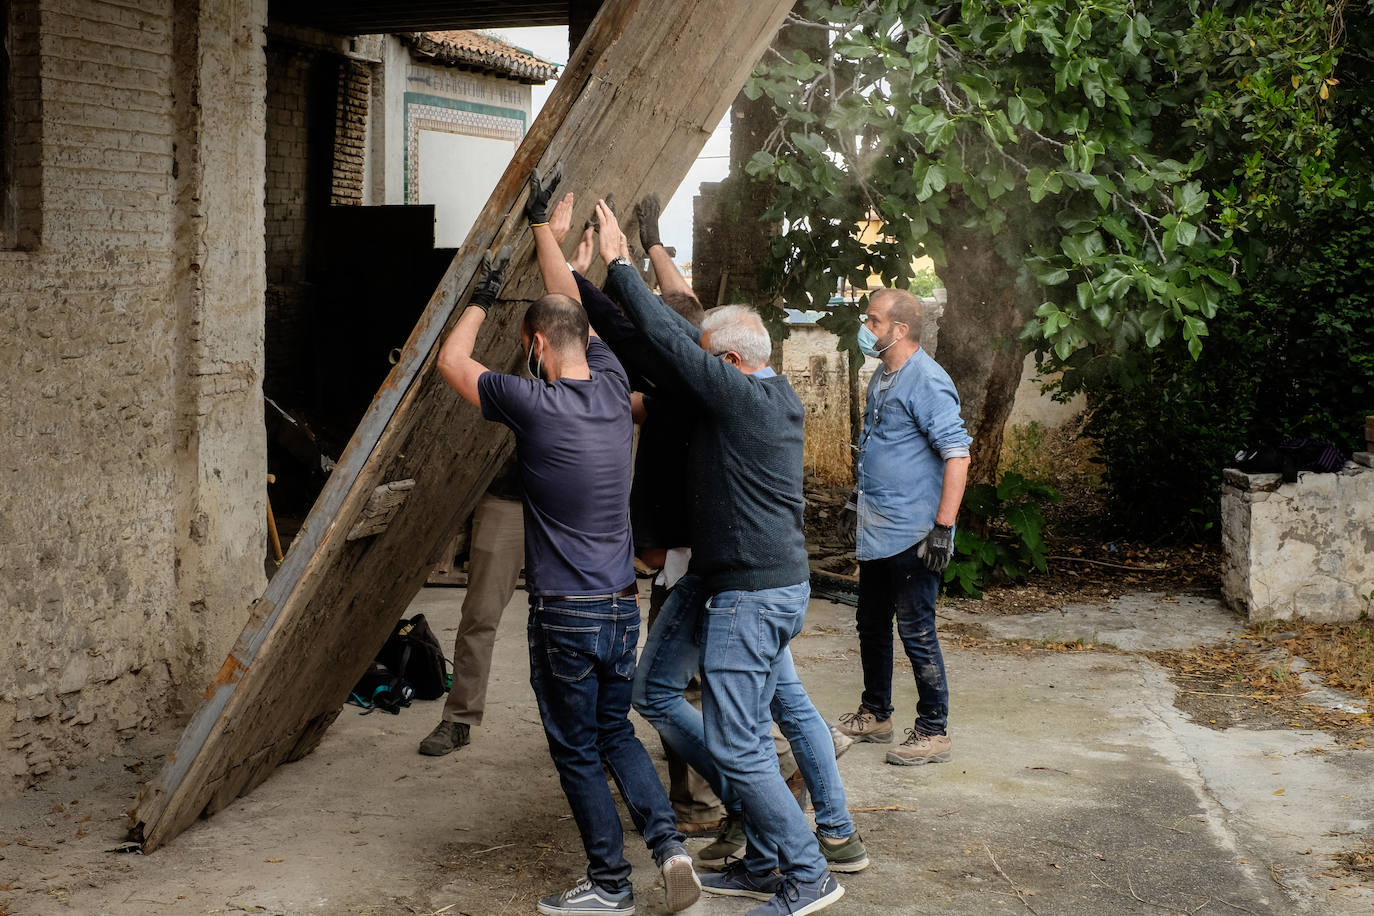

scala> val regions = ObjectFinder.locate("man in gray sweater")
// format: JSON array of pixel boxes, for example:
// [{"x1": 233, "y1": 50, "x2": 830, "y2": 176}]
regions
[{"x1": 595, "y1": 200, "x2": 844, "y2": 916}]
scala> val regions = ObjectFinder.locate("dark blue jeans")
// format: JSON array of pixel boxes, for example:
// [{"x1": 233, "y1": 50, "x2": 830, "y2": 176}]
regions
[
  {"x1": 527, "y1": 594, "x2": 682, "y2": 893},
  {"x1": 856, "y1": 540, "x2": 949, "y2": 735}
]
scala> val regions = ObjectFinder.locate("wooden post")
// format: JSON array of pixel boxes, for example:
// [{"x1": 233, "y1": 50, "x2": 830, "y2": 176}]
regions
[{"x1": 130, "y1": 0, "x2": 796, "y2": 852}]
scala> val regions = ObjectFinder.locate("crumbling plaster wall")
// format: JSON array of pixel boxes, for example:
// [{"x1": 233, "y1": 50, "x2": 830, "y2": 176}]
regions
[
  {"x1": 0, "y1": 0, "x2": 267, "y2": 797},
  {"x1": 1221, "y1": 464, "x2": 1374, "y2": 622}
]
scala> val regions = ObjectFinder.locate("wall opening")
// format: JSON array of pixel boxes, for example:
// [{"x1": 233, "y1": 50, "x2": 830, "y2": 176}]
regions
[{"x1": 1, "y1": 0, "x2": 41, "y2": 250}]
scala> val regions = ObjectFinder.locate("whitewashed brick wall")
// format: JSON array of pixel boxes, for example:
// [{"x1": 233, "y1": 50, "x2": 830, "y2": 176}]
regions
[{"x1": 0, "y1": 0, "x2": 268, "y2": 796}]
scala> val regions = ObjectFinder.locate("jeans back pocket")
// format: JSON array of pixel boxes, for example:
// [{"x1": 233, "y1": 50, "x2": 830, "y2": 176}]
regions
[
  {"x1": 613, "y1": 621, "x2": 641, "y2": 680},
  {"x1": 539, "y1": 622, "x2": 601, "y2": 682}
]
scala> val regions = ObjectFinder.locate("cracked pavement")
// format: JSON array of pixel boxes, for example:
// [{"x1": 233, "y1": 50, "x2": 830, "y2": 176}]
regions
[{"x1": 2, "y1": 589, "x2": 1369, "y2": 915}]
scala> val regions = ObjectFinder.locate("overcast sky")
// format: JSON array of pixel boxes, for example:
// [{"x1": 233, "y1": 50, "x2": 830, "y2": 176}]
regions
[{"x1": 487, "y1": 26, "x2": 731, "y2": 269}]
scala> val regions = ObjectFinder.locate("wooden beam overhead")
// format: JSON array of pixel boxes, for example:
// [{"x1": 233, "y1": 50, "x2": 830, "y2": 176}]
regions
[{"x1": 130, "y1": 0, "x2": 795, "y2": 852}]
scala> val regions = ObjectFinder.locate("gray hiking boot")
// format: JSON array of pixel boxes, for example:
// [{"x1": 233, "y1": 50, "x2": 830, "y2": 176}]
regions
[
  {"x1": 697, "y1": 812, "x2": 746, "y2": 867},
  {"x1": 418, "y1": 720, "x2": 470, "y2": 756}
]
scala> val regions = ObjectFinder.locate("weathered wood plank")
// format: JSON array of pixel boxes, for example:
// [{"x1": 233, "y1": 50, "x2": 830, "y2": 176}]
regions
[
  {"x1": 345, "y1": 479, "x2": 417, "y2": 540},
  {"x1": 131, "y1": 0, "x2": 795, "y2": 852}
]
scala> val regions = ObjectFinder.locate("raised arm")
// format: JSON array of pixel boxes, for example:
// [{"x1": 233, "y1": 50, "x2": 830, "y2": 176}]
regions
[
  {"x1": 635, "y1": 194, "x2": 694, "y2": 299},
  {"x1": 528, "y1": 174, "x2": 579, "y2": 303},
  {"x1": 437, "y1": 247, "x2": 512, "y2": 406},
  {"x1": 596, "y1": 199, "x2": 745, "y2": 404}
]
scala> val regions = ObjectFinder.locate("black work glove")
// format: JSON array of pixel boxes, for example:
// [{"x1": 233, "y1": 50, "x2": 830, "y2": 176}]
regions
[
  {"x1": 837, "y1": 489, "x2": 857, "y2": 548},
  {"x1": 470, "y1": 245, "x2": 513, "y2": 311},
  {"x1": 524, "y1": 163, "x2": 563, "y2": 226},
  {"x1": 916, "y1": 523, "x2": 955, "y2": 574},
  {"x1": 635, "y1": 193, "x2": 663, "y2": 250}
]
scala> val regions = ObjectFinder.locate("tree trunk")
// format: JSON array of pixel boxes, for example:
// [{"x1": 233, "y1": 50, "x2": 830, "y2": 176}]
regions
[{"x1": 933, "y1": 217, "x2": 1037, "y2": 488}]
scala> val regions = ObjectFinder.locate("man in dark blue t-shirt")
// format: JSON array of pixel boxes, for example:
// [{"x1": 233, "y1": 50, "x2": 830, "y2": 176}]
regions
[{"x1": 436, "y1": 234, "x2": 699, "y2": 916}]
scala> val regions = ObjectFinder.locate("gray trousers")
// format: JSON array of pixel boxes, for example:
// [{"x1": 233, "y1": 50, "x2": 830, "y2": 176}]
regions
[{"x1": 441, "y1": 494, "x2": 524, "y2": 726}]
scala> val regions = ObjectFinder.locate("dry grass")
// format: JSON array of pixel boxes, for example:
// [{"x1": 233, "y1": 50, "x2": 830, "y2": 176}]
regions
[
  {"x1": 804, "y1": 408, "x2": 853, "y2": 488},
  {"x1": 1000, "y1": 417, "x2": 1106, "y2": 530},
  {"x1": 1332, "y1": 837, "x2": 1374, "y2": 877},
  {"x1": 1152, "y1": 620, "x2": 1374, "y2": 744},
  {"x1": 1251, "y1": 618, "x2": 1374, "y2": 702}
]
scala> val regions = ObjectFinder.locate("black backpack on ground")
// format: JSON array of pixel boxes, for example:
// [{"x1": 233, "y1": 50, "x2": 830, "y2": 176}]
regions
[
  {"x1": 348, "y1": 661, "x2": 414, "y2": 715},
  {"x1": 376, "y1": 613, "x2": 450, "y2": 701}
]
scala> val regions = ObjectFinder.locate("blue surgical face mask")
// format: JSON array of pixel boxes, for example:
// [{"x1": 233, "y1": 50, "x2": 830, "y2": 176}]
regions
[{"x1": 857, "y1": 324, "x2": 894, "y2": 358}]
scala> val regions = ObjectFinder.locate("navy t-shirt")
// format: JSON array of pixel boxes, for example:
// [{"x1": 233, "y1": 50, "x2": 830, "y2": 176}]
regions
[{"x1": 476, "y1": 337, "x2": 635, "y2": 597}]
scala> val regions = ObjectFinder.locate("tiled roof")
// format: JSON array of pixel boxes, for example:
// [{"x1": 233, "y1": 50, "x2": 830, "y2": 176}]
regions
[{"x1": 400, "y1": 30, "x2": 559, "y2": 84}]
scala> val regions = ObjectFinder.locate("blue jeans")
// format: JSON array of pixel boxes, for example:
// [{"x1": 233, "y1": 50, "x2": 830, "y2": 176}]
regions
[
  {"x1": 856, "y1": 540, "x2": 949, "y2": 734},
  {"x1": 632, "y1": 577, "x2": 832, "y2": 881},
  {"x1": 527, "y1": 594, "x2": 681, "y2": 893}
]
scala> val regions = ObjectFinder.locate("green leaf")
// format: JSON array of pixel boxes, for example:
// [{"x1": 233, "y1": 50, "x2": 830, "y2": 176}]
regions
[
  {"x1": 1034, "y1": 265, "x2": 1070, "y2": 286},
  {"x1": 745, "y1": 151, "x2": 775, "y2": 177},
  {"x1": 916, "y1": 162, "x2": 947, "y2": 201},
  {"x1": 1076, "y1": 281, "x2": 1094, "y2": 311},
  {"x1": 1007, "y1": 95, "x2": 1027, "y2": 126}
]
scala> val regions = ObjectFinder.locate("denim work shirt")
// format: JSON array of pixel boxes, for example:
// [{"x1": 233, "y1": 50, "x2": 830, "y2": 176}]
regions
[{"x1": 855, "y1": 348, "x2": 972, "y2": 562}]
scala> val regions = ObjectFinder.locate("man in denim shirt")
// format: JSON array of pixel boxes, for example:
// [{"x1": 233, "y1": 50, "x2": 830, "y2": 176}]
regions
[{"x1": 833, "y1": 288, "x2": 972, "y2": 767}]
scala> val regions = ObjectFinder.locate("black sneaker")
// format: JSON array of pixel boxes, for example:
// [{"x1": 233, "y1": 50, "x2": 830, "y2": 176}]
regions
[
  {"x1": 536, "y1": 877, "x2": 634, "y2": 914},
  {"x1": 700, "y1": 860, "x2": 783, "y2": 901},
  {"x1": 418, "y1": 721, "x2": 470, "y2": 756},
  {"x1": 746, "y1": 873, "x2": 844, "y2": 916}
]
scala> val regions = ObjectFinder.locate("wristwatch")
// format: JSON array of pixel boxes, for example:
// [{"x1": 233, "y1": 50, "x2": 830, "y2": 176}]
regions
[{"x1": 609, "y1": 255, "x2": 634, "y2": 270}]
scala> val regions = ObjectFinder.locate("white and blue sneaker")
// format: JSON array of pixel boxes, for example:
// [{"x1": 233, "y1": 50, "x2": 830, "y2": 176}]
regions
[
  {"x1": 700, "y1": 860, "x2": 784, "y2": 900},
  {"x1": 656, "y1": 842, "x2": 702, "y2": 913},
  {"x1": 746, "y1": 873, "x2": 844, "y2": 916},
  {"x1": 536, "y1": 877, "x2": 635, "y2": 915}
]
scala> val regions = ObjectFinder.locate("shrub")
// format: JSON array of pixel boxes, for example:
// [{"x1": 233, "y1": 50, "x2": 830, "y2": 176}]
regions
[
  {"x1": 1072, "y1": 210, "x2": 1374, "y2": 541},
  {"x1": 947, "y1": 472, "x2": 1061, "y2": 597}
]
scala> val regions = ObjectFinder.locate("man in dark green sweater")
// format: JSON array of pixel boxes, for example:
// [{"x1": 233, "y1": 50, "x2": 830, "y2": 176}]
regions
[{"x1": 595, "y1": 201, "x2": 844, "y2": 916}]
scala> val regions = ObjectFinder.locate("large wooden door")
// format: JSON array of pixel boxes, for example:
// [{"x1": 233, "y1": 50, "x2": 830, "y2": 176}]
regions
[{"x1": 131, "y1": 0, "x2": 796, "y2": 852}]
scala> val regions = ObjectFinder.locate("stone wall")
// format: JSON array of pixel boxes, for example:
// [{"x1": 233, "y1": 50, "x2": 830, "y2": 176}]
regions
[
  {"x1": 1221, "y1": 462, "x2": 1374, "y2": 622},
  {"x1": 0, "y1": 0, "x2": 267, "y2": 797}
]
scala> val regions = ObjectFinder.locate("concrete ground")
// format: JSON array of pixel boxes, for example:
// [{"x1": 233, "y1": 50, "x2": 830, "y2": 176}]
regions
[{"x1": 2, "y1": 585, "x2": 1371, "y2": 915}]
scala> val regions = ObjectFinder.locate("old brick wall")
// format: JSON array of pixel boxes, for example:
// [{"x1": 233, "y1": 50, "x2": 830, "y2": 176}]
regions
[
  {"x1": 0, "y1": 0, "x2": 267, "y2": 797},
  {"x1": 263, "y1": 41, "x2": 315, "y2": 410},
  {"x1": 331, "y1": 59, "x2": 368, "y2": 205},
  {"x1": 263, "y1": 34, "x2": 371, "y2": 416}
]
